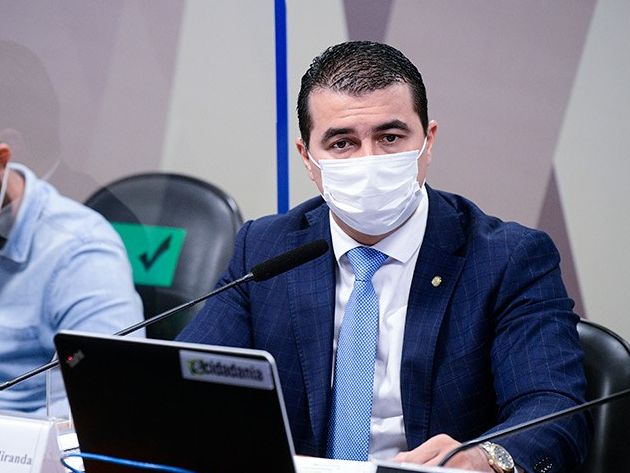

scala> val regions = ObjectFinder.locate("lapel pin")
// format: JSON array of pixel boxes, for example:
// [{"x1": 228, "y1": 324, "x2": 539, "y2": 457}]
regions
[{"x1": 431, "y1": 276, "x2": 442, "y2": 287}]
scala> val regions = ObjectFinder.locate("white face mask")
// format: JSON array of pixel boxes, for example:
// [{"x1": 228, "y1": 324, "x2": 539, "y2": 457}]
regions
[
  {"x1": 0, "y1": 166, "x2": 9, "y2": 212},
  {"x1": 308, "y1": 138, "x2": 427, "y2": 236},
  {"x1": 0, "y1": 166, "x2": 11, "y2": 241}
]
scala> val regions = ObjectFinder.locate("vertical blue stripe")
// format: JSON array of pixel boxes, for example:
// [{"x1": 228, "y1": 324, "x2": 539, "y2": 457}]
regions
[{"x1": 274, "y1": 0, "x2": 289, "y2": 213}]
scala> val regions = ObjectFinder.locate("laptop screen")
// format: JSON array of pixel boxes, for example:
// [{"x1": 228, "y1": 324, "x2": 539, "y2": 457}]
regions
[{"x1": 54, "y1": 330, "x2": 297, "y2": 473}]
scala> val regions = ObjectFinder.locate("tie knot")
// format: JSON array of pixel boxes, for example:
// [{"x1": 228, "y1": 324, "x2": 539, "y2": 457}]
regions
[{"x1": 346, "y1": 247, "x2": 387, "y2": 281}]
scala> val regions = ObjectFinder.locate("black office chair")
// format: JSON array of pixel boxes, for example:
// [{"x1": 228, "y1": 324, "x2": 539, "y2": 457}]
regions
[
  {"x1": 575, "y1": 318, "x2": 630, "y2": 473},
  {"x1": 85, "y1": 172, "x2": 243, "y2": 340}
]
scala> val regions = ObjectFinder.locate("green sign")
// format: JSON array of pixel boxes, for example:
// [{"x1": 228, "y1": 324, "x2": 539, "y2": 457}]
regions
[{"x1": 111, "y1": 222, "x2": 186, "y2": 287}]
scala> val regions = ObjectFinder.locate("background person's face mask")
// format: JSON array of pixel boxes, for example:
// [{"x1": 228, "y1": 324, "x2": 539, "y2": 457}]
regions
[
  {"x1": 0, "y1": 166, "x2": 9, "y2": 213},
  {"x1": 0, "y1": 167, "x2": 11, "y2": 245},
  {"x1": 309, "y1": 138, "x2": 427, "y2": 236}
]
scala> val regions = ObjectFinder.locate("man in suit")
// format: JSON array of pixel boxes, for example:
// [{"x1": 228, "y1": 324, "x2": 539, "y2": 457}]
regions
[{"x1": 177, "y1": 41, "x2": 590, "y2": 473}]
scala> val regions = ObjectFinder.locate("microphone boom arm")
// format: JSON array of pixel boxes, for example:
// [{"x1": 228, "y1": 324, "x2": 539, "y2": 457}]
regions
[
  {"x1": 438, "y1": 387, "x2": 630, "y2": 467},
  {"x1": 0, "y1": 238, "x2": 330, "y2": 393},
  {"x1": 0, "y1": 272, "x2": 254, "y2": 392},
  {"x1": 114, "y1": 273, "x2": 253, "y2": 338}
]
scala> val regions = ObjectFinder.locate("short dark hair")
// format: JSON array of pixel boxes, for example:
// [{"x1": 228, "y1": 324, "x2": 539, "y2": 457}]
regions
[{"x1": 297, "y1": 41, "x2": 429, "y2": 147}]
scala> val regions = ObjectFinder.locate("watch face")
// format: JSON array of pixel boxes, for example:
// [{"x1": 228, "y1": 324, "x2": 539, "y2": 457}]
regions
[{"x1": 490, "y1": 444, "x2": 515, "y2": 470}]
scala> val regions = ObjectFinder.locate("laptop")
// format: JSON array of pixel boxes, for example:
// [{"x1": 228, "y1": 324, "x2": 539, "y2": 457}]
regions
[{"x1": 53, "y1": 330, "x2": 297, "y2": 473}]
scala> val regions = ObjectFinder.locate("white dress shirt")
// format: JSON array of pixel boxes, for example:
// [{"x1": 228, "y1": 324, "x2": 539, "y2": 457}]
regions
[{"x1": 329, "y1": 185, "x2": 429, "y2": 460}]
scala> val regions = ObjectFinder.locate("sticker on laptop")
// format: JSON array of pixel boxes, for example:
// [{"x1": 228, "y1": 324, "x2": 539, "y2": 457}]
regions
[{"x1": 179, "y1": 350, "x2": 274, "y2": 390}]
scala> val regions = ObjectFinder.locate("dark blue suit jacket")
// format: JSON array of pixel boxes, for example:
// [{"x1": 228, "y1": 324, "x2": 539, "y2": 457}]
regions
[{"x1": 178, "y1": 185, "x2": 591, "y2": 473}]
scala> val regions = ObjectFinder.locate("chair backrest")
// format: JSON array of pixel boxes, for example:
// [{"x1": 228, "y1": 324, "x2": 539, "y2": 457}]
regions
[
  {"x1": 84, "y1": 172, "x2": 242, "y2": 340},
  {"x1": 575, "y1": 318, "x2": 630, "y2": 473}
]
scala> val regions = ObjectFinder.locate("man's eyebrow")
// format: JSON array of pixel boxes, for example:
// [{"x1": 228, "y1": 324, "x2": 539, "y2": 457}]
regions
[
  {"x1": 320, "y1": 127, "x2": 355, "y2": 146},
  {"x1": 318, "y1": 120, "x2": 411, "y2": 147},
  {"x1": 373, "y1": 119, "x2": 412, "y2": 133}
]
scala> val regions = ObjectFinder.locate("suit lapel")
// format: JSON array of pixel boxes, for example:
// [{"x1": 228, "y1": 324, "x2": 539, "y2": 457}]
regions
[
  {"x1": 401, "y1": 187, "x2": 467, "y2": 448},
  {"x1": 286, "y1": 204, "x2": 335, "y2": 453}
]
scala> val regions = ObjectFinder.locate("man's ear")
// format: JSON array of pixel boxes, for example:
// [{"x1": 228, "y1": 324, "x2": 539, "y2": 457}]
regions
[
  {"x1": 424, "y1": 120, "x2": 438, "y2": 167},
  {"x1": 0, "y1": 128, "x2": 23, "y2": 159},
  {"x1": 0, "y1": 142, "x2": 12, "y2": 169},
  {"x1": 296, "y1": 138, "x2": 316, "y2": 181}
]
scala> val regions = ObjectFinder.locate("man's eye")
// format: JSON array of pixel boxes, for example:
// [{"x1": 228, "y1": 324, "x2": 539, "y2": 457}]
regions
[
  {"x1": 383, "y1": 134, "x2": 397, "y2": 143},
  {"x1": 332, "y1": 140, "x2": 349, "y2": 149}
]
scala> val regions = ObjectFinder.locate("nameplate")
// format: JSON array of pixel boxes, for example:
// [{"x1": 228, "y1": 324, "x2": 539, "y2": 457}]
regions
[{"x1": 0, "y1": 411, "x2": 64, "y2": 473}]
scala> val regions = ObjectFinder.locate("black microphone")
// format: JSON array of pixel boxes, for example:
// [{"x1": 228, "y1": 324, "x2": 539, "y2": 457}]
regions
[
  {"x1": 0, "y1": 239, "x2": 329, "y2": 392},
  {"x1": 435, "y1": 387, "x2": 630, "y2": 468},
  {"x1": 250, "y1": 238, "x2": 328, "y2": 282},
  {"x1": 116, "y1": 238, "x2": 329, "y2": 337}
]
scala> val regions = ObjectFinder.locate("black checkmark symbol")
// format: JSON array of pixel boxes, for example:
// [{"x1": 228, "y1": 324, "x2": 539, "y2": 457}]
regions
[{"x1": 139, "y1": 235, "x2": 173, "y2": 271}]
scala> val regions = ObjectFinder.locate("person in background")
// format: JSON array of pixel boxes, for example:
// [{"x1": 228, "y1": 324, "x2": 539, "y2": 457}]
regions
[
  {"x1": 177, "y1": 41, "x2": 591, "y2": 473},
  {"x1": 0, "y1": 40, "x2": 144, "y2": 416},
  {"x1": 0, "y1": 141, "x2": 143, "y2": 416}
]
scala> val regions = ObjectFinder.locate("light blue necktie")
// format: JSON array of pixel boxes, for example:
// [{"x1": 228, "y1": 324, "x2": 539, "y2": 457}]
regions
[{"x1": 327, "y1": 246, "x2": 388, "y2": 461}]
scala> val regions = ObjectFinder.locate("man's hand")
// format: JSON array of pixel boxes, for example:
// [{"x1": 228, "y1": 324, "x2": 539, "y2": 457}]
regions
[{"x1": 392, "y1": 434, "x2": 493, "y2": 472}]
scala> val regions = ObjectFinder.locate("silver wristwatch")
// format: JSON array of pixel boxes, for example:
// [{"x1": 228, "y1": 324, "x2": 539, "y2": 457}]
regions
[{"x1": 480, "y1": 442, "x2": 515, "y2": 473}]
